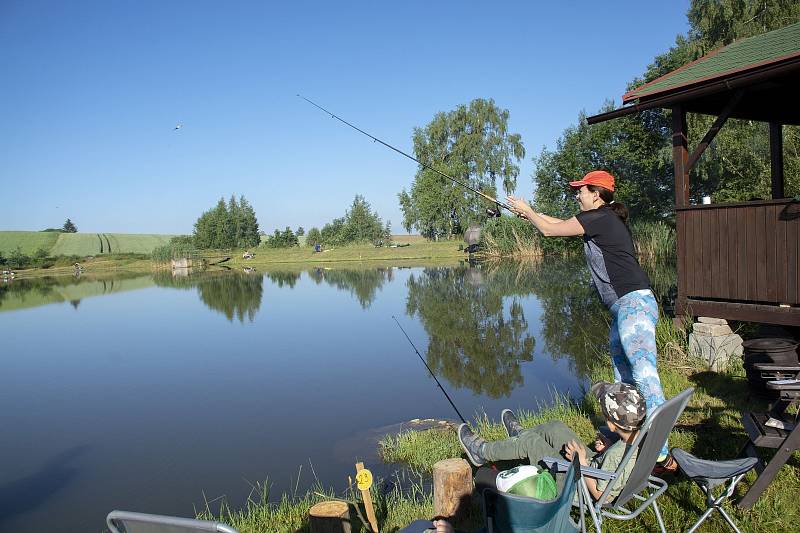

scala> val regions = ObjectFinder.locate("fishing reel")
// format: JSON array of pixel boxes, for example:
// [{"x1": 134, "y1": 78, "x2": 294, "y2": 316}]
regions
[{"x1": 486, "y1": 206, "x2": 502, "y2": 218}]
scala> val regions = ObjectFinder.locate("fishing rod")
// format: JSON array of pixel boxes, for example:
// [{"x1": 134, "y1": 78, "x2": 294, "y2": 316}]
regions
[
  {"x1": 392, "y1": 315, "x2": 467, "y2": 425},
  {"x1": 298, "y1": 95, "x2": 512, "y2": 214}
]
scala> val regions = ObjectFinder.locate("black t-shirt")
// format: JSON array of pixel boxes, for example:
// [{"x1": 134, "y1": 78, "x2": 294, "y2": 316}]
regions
[{"x1": 575, "y1": 207, "x2": 651, "y2": 308}]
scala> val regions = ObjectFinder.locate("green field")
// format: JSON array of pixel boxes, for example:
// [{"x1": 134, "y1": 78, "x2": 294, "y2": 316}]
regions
[
  {"x1": 0, "y1": 231, "x2": 175, "y2": 256},
  {"x1": 0, "y1": 231, "x2": 61, "y2": 255}
]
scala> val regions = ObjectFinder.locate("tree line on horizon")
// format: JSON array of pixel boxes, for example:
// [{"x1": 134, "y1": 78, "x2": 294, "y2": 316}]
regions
[{"x1": 170, "y1": 194, "x2": 391, "y2": 254}]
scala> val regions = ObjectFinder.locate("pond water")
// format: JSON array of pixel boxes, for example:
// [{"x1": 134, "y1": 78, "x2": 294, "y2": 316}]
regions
[{"x1": 0, "y1": 259, "x2": 674, "y2": 532}]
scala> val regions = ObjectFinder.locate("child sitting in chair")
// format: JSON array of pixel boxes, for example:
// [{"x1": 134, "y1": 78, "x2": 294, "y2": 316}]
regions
[{"x1": 459, "y1": 381, "x2": 646, "y2": 502}]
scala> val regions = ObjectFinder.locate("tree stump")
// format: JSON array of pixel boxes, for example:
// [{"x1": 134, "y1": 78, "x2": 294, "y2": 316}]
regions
[
  {"x1": 433, "y1": 458, "x2": 472, "y2": 523},
  {"x1": 309, "y1": 500, "x2": 352, "y2": 533}
]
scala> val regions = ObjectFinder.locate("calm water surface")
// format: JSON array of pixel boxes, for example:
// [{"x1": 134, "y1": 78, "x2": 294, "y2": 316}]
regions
[{"x1": 0, "y1": 260, "x2": 673, "y2": 532}]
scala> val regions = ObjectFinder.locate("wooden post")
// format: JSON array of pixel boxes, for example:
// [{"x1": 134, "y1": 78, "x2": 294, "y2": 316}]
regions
[
  {"x1": 770, "y1": 122, "x2": 784, "y2": 199},
  {"x1": 355, "y1": 462, "x2": 379, "y2": 533},
  {"x1": 433, "y1": 458, "x2": 472, "y2": 523},
  {"x1": 673, "y1": 105, "x2": 690, "y2": 320},
  {"x1": 309, "y1": 501, "x2": 352, "y2": 533},
  {"x1": 672, "y1": 105, "x2": 689, "y2": 208}
]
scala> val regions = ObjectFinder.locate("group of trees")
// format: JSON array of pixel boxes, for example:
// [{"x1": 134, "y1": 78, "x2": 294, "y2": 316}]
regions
[
  {"x1": 40, "y1": 218, "x2": 78, "y2": 233},
  {"x1": 304, "y1": 195, "x2": 391, "y2": 248},
  {"x1": 186, "y1": 194, "x2": 389, "y2": 251},
  {"x1": 193, "y1": 195, "x2": 260, "y2": 249},
  {"x1": 263, "y1": 227, "x2": 299, "y2": 248}
]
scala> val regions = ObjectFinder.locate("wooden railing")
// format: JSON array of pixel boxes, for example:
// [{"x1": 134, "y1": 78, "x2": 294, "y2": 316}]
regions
[{"x1": 677, "y1": 199, "x2": 800, "y2": 306}]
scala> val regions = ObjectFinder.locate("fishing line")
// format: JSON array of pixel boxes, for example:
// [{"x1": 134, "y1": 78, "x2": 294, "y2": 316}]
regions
[
  {"x1": 298, "y1": 95, "x2": 512, "y2": 213},
  {"x1": 392, "y1": 315, "x2": 467, "y2": 425}
]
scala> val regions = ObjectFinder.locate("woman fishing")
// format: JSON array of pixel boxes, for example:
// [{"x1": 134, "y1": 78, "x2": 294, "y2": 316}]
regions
[{"x1": 506, "y1": 170, "x2": 676, "y2": 472}]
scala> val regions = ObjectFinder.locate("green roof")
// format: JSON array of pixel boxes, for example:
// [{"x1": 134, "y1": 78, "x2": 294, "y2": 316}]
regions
[{"x1": 624, "y1": 22, "x2": 800, "y2": 103}]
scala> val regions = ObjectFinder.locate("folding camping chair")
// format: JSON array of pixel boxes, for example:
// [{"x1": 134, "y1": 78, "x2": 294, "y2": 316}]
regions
[
  {"x1": 107, "y1": 510, "x2": 240, "y2": 533},
  {"x1": 481, "y1": 456, "x2": 585, "y2": 533},
  {"x1": 544, "y1": 388, "x2": 694, "y2": 533}
]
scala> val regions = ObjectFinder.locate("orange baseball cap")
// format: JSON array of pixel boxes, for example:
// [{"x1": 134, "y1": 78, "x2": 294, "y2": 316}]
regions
[{"x1": 569, "y1": 170, "x2": 615, "y2": 192}]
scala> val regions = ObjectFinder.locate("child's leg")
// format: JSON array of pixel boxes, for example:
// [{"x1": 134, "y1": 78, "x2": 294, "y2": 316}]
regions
[{"x1": 482, "y1": 420, "x2": 580, "y2": 464}]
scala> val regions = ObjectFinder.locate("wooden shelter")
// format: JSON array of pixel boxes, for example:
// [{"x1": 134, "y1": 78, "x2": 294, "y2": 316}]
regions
[{"x1": 588, "y1": 22, "x2": 800, "y2": 326}]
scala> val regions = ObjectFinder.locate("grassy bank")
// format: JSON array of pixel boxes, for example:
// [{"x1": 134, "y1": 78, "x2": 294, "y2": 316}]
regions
[
  {"x1": 9, "y1": 253, "x2": 153, "y2": 279},
  {"x1": 211, "y1": 238, "x2": 466, "y2": 267},
  {"x1": 10, "y1": 237, "x2": 466, "y2": 278},
  {"x1": 202, "y1": 317, "x2": 799, "y2": 532}
]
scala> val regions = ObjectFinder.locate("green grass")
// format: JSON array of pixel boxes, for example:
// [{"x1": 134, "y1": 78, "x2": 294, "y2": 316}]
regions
[
  {"x1": 0, "y1": 231, "x2": 175, "y2": 256},
  {"x1": 0, "y1": 231, "x2": 60, "y2": 255},
  {"x1": 197, "y1": 477, "x2": 435, "y2": 533}
]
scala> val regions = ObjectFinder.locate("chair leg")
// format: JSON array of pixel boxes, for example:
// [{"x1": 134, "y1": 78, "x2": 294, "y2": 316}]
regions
[
  {"x1": 717, "y1": 507, "x2": 742, "y2": 533},
  {"x1": 651, "y1": 499, "x2": 667, "y2": 533},
  {"x1": 686, "y1": 507, "x2": 715, "y2": 533}
]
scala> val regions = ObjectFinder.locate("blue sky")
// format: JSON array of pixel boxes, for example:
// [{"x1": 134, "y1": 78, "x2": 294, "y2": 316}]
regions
[{"x1": 0, "y1": 1, "x2": 690, "y2": 235}]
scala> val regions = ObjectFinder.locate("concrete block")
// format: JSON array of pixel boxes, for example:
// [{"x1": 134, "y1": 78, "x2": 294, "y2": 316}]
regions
[
  {"x1": 698, "y1": 316, "x2": 728, "y2": 325},
  {"x1": 689, "y1": 333, "x2": 744, "y2": 371},
  {"x1": 693, "y1": 322, "x2": 733, "y2": 336}
]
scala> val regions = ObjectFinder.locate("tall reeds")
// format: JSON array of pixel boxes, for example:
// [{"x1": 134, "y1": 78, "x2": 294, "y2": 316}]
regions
[
  {"x1": 479, "y1": 216, "x2": 542, "y2": 257},
  {"x1": 630, "y1": 220, "x2": 676, "y2": 260}
]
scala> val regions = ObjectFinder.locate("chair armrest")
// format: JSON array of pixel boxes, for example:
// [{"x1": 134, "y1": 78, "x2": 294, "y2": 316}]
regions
[{"x1": 541, "y1": 456, "x2": 616, "y2": 481}]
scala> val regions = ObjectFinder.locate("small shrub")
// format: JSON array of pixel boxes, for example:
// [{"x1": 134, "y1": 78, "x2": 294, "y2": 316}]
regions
[{"x1": 7, "y1": 247, "x2": 31, "y2": 269}]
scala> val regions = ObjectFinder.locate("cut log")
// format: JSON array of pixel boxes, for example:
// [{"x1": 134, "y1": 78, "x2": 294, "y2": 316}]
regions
[
  {"x1": 433, "y1": 458, "x2": 472, "y2": 522},
  {"x1": 309, "y1": 500, "x2": 352, "y2": 533}
]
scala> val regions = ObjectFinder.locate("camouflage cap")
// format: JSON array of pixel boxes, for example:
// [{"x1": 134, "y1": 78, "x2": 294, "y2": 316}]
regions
[{"x1": 590, "y1": 381, "x2": 647, "y2": 431}]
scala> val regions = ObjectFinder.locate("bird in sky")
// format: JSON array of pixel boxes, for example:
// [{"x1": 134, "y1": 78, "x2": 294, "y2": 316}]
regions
[{"x1": 174, "y1": 123, "x2": 183, "y2": 131}]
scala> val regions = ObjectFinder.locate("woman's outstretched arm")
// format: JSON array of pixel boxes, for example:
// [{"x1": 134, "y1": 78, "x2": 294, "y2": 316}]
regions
[{"x1": 506, "y1": 196, "x2": 584, "y2": 237}]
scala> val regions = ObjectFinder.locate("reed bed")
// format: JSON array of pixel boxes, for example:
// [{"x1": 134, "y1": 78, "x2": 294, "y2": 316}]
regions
[
  {"x1": 479, "y1": 216, "x2": 542, "y2": 257},
  {"x1": 631, "y1": 220, "x2": 676, "y2": 260}
]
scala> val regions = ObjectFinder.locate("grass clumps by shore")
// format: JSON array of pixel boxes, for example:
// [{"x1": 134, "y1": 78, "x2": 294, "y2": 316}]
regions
[{"x1": 197, "y1": 478, "x2": 435, "y2": 533}]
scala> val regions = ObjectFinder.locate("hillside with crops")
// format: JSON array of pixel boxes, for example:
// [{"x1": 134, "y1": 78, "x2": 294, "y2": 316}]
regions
[{"x1": 0, "y1": 231, "x2": 175, "y2": 256}]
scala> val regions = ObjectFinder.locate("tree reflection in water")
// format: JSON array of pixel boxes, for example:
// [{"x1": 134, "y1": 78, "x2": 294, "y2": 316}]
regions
[
  {"x1": 306, "y1": 267, "x2": 393, "y2": 308},
  {"x1": 266, "y1": 271, "x2": 300, "y2": 288},
  {"x1": 405, "y1": 258, "x2": 677, "y2": 395},
  {"x1": 154, "y1": 271, "x2": 264, "y2": 323},
  {"x1": 405, "y1": 265, "x2": 536, "y2": 398}
]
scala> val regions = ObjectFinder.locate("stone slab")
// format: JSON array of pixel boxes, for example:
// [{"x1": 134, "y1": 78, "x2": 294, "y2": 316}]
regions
[
  {"x1": 693, "y1": 322, "x2": 733, "y2": 336},
  {"x1": 698, "y1": 316, "x2": 728, "y2": 325},
  {"x1": 689, "y1": 332, "x2": 744, "y2": 371}
]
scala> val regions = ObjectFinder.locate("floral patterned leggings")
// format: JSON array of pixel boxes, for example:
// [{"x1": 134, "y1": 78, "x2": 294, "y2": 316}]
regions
[{"x1": 609, "y1": 289, "x2": 668, "y2": 457}]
